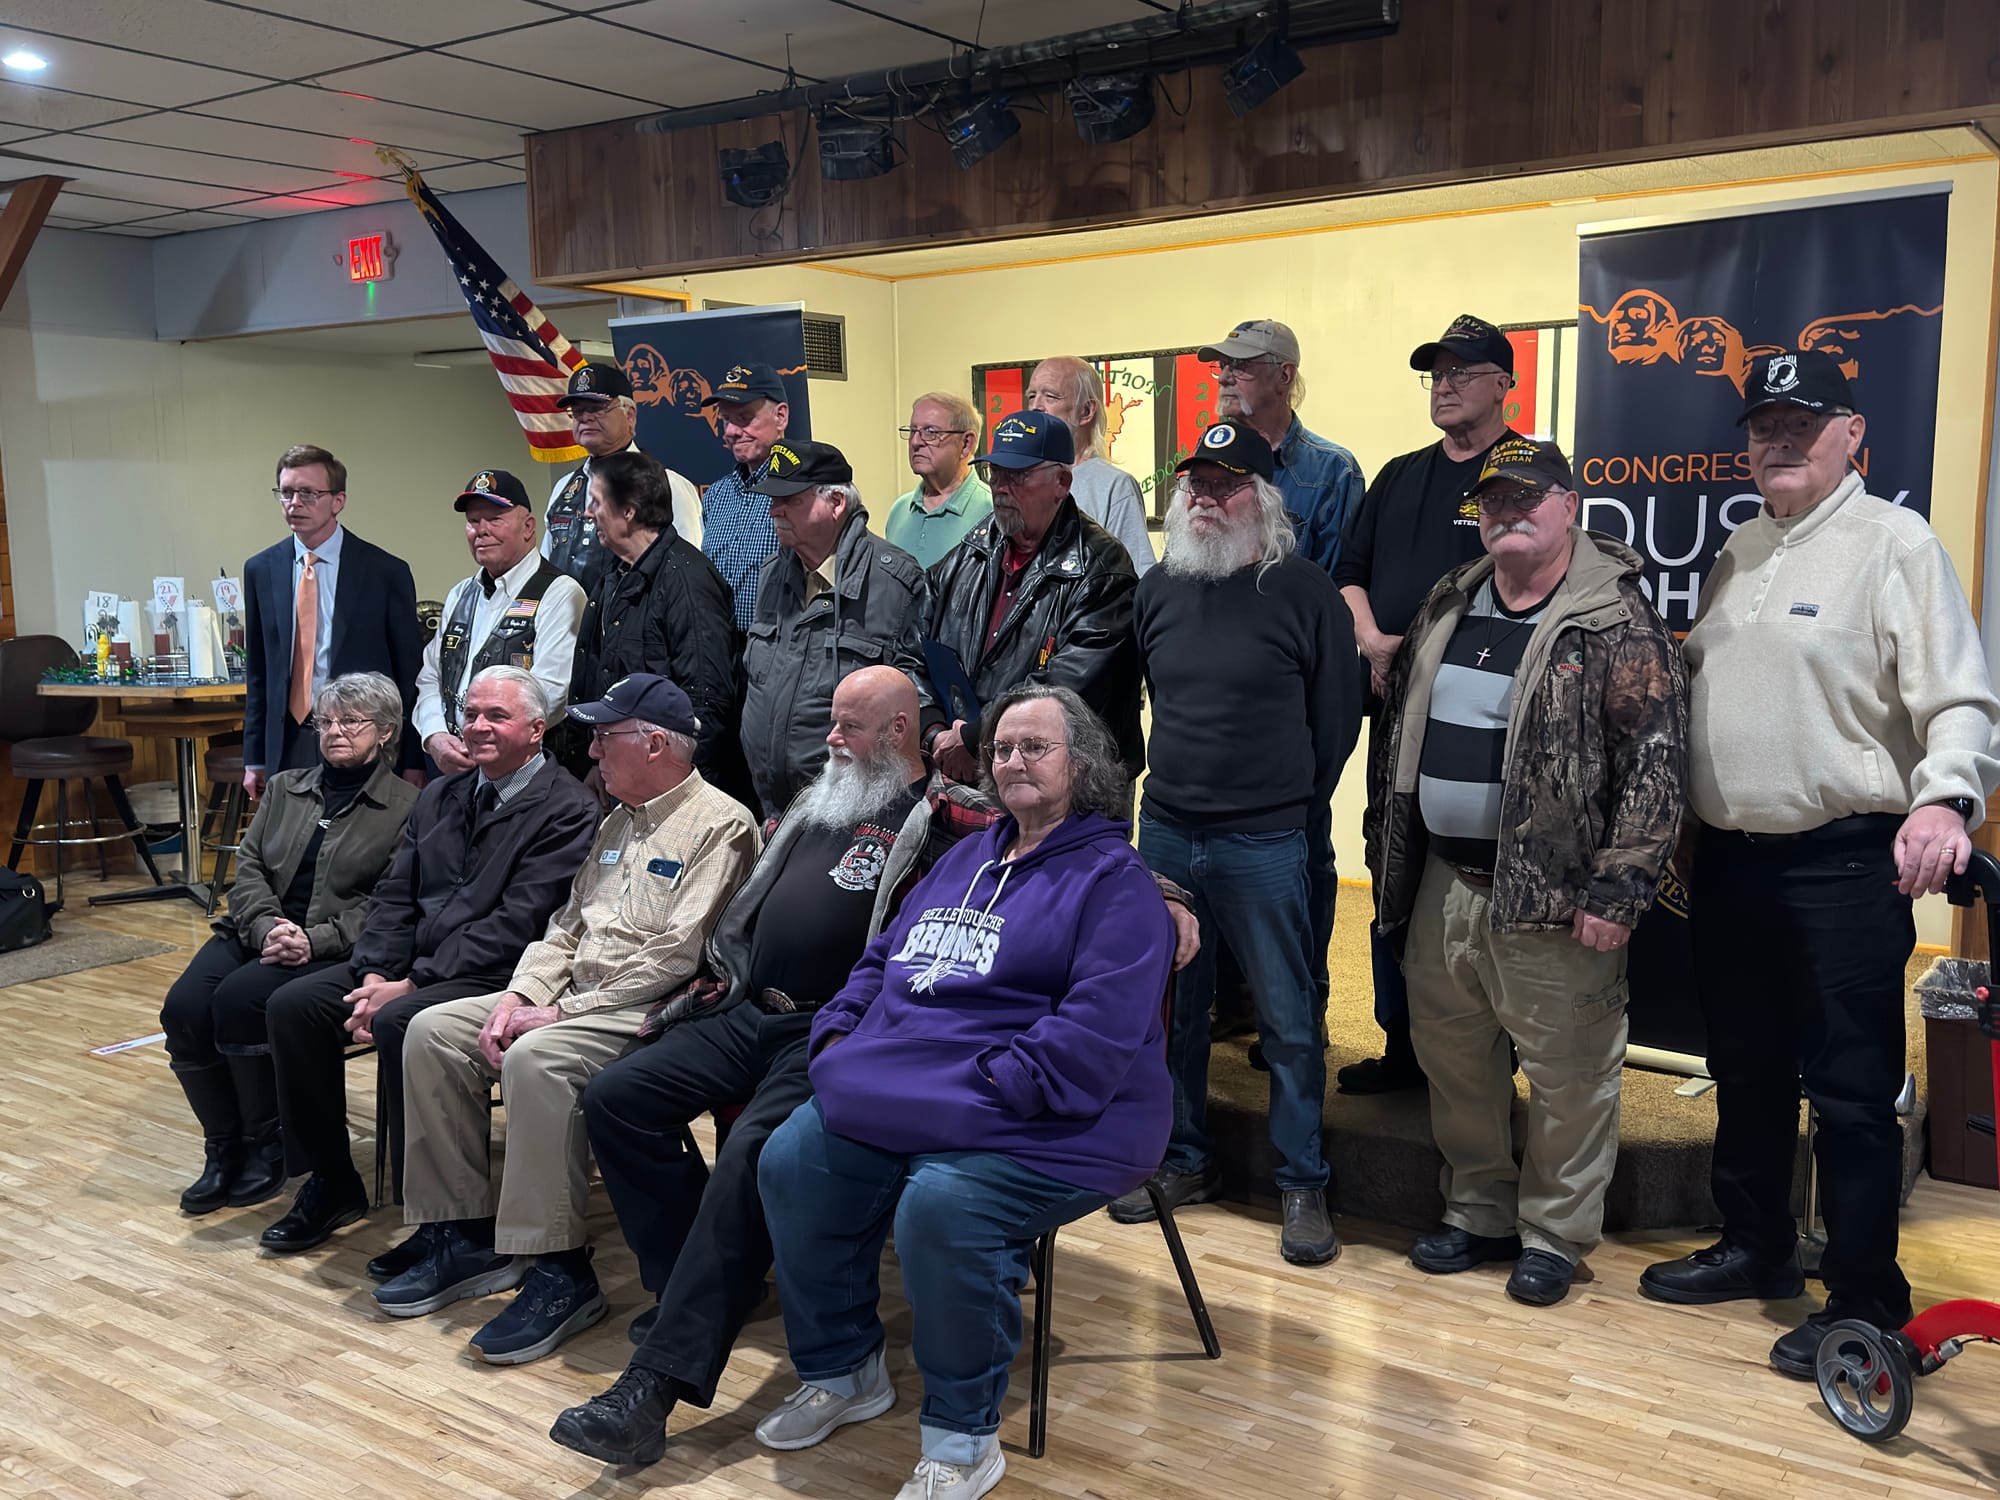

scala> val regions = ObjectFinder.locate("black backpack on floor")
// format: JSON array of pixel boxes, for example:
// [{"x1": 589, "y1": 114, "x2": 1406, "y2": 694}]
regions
[{"x1": 0, "y1": 869, "x2": 52, "y2": 952}]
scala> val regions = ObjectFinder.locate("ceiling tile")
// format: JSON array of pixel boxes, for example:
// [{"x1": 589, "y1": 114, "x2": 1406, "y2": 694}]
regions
[
  {"x1": 419, "y1": 160, "x2": 526, "y2": 192},
  {"x1": 48, "y1": 189, "x2": 169, "y2": 223},
  {"x1": 322, "y1": 47, "x2": 666, "y2": 129},
  {"x1": 23, "y1": 135, "x2": 365, "y2": 195},
  {"x1": 0, "y1": 78, "x2": 144, "y2": 131},
  {"x1": 218, "y1": 0, "x2": 565, "y2": 48},
  {"x1": 0, "y1": 122, "x2": 35, "y2": 143},
  {"x1": 121, "y1": 207, "x2": 260, "y2": 233},
  {"x1": 0, "y1": 3, "x2": 404, "y2": 76},
  {"x1": 93, "y1": 222, "x2": 175, "y2": 236},
  {"x1": 43, "y1": 214, "x2": 101, "y2": 229},
  {"x1": 191, "y1": 85, "x2": 526, "y2": 159},
  {"x1": 0, "y1": 29, "x2": 263, "y2": 108},
  {"x1": 448, "y1": 16, "x2": 778, "y2": 108},
  {"x1": 26, "y1": 162, "x2": 253, "y2": 209},
  {"x1": 84, "y1": 114, "x2": 469, "y2": 175},
  {"x1": 276, "y1": 176, "x2": 411, "y2": 207}
]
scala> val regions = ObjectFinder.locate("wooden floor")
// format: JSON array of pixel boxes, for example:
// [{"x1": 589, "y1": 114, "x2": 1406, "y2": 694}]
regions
[{"x1": 3, "y1": 875, "x2": 1998, "y2": 1500}]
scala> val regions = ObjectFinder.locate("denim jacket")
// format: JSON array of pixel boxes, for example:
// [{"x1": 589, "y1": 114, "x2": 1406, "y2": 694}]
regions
[{"x1": 1275, "y1": 415, "x2": 1365, "y2": 576}]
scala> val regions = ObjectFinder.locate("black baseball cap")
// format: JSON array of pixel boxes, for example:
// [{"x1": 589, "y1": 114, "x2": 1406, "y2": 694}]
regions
[
  {"x1": 556, "y1": 360, "x2": 633, "y2": 407},
  {"x1": 1175, "y1": 421, "x2": 1274, "y2": 481},
  {"x1": 1409, "y1": 313, "x2": 1515, "y2": 375},
  {"x1": 1471, "y1": 436, "x2": 1575, "y2": 495},
  {"x1": 701, "y1": 361, "x2": 789, "y2": 407},
  {"x1": 976, "y1": 409, "x2": 1075, "y2": 469},
  {"x1": 454, "y1": 468, "x2": 533, "y2": 511},
  {"x1": 751, "y1": 439, "x2": 854, "y2": 497},
  {"x1": 567, "y1": 673, "x2": 699, "y2": 736},
  {"x1": 1737, "y1": 349, "x2": 1857, "y2": 425}
]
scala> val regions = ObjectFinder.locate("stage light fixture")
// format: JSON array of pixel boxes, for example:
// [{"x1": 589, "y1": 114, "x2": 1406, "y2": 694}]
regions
[
  {"x1": 1221, "y1": 33, "x2": 1305, "y2": 117},
  {"x1": 818, "y1": 114, "x2": 899, "y2": 180},
  {"x1": 942, "y1": 95, "x2": 1021, "y2": 169},
  {"x1": 1066, "y1": 72, "x2": 1155, "y2": 145},
  {"x1": 719, "y1": 139, "x2": 790, "y2": 208}
]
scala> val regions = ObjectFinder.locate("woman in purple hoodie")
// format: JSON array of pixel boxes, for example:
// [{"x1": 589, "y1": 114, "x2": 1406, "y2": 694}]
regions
[{"x1": 753, "y1": 683, "x2": 1174, "y2": 1500}]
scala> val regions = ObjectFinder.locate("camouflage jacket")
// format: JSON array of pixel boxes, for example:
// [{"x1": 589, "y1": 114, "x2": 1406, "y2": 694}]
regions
[{"x1": 1364, "y1": 529, "x2": 1689, "y2": 934}]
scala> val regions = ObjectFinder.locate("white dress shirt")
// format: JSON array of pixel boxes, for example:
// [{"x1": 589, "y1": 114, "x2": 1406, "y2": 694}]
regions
[{"x1": 413, "y1": 548, "x2": 587, "y2": 745}]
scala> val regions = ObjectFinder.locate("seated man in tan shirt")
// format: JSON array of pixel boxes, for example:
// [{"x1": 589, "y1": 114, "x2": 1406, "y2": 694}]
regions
[{"x1": 370, "y1": 673, "x2": 759, "y2": 1366}]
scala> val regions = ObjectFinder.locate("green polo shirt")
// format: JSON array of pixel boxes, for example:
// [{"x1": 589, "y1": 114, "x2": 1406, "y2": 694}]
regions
[{"x1": 884, "y1": 469, "x2": 993, "y2": 568}]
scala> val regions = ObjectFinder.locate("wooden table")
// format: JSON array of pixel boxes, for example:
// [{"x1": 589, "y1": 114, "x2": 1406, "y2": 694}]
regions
[{"x1": 36, "y1": 680, "x2": 246, "y2": 909}]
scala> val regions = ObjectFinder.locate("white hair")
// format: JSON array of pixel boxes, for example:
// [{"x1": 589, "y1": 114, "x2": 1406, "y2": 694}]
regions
[
  {"x1": 632, "y1": 719, "x2": 697, "y2": 759},
  {"x1": 1034, "y1": 356, "x2": 1105, "y2": 457},
  {"x1": 469, "y1": 664, "x2": 549, "y2": 721},
  {"x1": 791, "y1": 727, "x2": 911, "y2": 830},
  {"x1": 1161, "y1": 473, "x2": 1296, "y2": 586}
]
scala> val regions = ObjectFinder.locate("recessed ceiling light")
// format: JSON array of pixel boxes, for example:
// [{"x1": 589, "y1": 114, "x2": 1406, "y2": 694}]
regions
[{"x1": 2, "y1": 49, "x2": 49, "y2": 73}]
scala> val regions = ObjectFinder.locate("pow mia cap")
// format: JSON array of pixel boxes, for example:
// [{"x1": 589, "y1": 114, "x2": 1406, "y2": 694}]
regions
[
  {"x1": 1175, "y1": 421, "x2": 1274, "y2": 481},
  {"x1": 556, "y1": 359, "x2": 633, "y2": 408},
  {"x1": 751, "y1": 439, "x2": 854, "y2": 497},
  {"x1": 1737, "y1": 349, "x2": 1856, "y2": 425},
  {"x1": 701, "y1": 361, "x2": 789, "y2": 407},
  {"x1": 454, "y1": 468, "x2": 533, "y2": 512},
  {"x1": 1471, "y1": 435, "x2": 1575, "y2": 495},
  {"x1": 567, "y1": 673, "x2": 699, "y2": 736},
  {"x1": 1409, "y1": 313, "x2": 1516, "y2": 375},
  {"x1": 976, "y1": 409, "x2": 1075, "y2": 469},
  {"x1": 1197, "y1": 318, "x2": 1301, "y2": 365}
]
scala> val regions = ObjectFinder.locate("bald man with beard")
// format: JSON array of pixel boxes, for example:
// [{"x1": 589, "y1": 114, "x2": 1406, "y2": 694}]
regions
[{"x1": 551, "y1": 666, "x2": 936, "y2": 1466}]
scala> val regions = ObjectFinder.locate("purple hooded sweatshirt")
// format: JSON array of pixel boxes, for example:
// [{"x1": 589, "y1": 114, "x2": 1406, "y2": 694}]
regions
[{"x1": 807, "y1": 810, "x2": 1174, "y2": 1197}]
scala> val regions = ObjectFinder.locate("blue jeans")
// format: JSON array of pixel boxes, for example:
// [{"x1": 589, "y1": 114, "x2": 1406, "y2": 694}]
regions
[
  {"x1": 1139, "y1": 812, "x2": 1329, "y2": 1191},
  {"x1": 759, "y1": 1098, "x2": 1109, "y2": 1462}
]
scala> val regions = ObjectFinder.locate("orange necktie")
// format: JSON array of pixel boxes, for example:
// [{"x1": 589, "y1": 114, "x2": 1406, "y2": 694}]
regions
[{"x1": 290, "y1": 551, "x2": 318, "y2": 724}]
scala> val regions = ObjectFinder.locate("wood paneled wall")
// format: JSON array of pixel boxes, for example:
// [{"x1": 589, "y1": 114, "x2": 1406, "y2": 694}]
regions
[{"x1": 527, "y1": 0, "x2": 2000, "y2": 283}]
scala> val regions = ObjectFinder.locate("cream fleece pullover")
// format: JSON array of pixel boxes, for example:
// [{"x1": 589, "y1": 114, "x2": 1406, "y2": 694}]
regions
[{"x1": 1685, "y1": 470, "x2": 2000, "y2": 835}]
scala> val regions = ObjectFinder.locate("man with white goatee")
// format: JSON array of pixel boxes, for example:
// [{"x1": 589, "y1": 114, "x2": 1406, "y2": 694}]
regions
[{"x1": 1113, "y1": 422, "x2": 1361, "y2": 1267}]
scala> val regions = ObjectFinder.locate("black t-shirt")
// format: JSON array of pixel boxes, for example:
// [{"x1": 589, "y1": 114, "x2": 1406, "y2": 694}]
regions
[
  {"x1": 744, "y1": 790, "x2": 920, "y2": 1009},
  {"x1": 1332, "y1": 432, "x2": 1518, "y2": 638}
]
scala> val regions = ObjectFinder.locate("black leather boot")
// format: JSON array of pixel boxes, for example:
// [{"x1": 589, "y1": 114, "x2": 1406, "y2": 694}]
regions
[
  {"x1": 171, "y1": 1058, "x2": 242, "y2": 1215},
  {"x1": 224, "y1": 1052, "x2": 287, "y2": 1207}
]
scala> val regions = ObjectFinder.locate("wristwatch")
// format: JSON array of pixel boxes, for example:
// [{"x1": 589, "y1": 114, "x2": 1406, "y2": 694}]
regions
[{"x1": 1930, "y1": 796, "x2": 1977, "y2": 820}]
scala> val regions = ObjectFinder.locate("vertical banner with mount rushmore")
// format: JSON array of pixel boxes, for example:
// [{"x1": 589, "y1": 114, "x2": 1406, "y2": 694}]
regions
[
  {"x1": 1575, "y1": 186, "x2": 1948, "y2": 635},
  {"x1": 610, "y1": 305, "x2": 813, "y2": 488}
]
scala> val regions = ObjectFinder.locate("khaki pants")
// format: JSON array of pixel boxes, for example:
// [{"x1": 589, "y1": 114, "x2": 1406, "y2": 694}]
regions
[
  {"x1": 1402, "y1": 855, "x2": 1628, "y2": 1262},
  {"x1": 400, "y1": 993, "x2": 641, "y2": 1256}
]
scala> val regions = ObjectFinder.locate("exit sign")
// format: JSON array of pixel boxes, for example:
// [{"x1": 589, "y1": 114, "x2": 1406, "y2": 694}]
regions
[{"x1": 348, "y1": 233, "x2": 391, "y2": 282}]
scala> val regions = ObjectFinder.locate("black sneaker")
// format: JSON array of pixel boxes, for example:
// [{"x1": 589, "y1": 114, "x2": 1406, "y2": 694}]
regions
[
  {"x1": 1106, "y1": 1162, "x2": 1224, "y2": 1224},
  {"x1": 1638, "y1": 1240, "x2": 1805, "y2": 1305},
  {"x1": 373, "y1": 1226, "x2": 524, "y2": 1318},
  {"x1": 258, "y1": 1172, "x2": 367, "y2": 1254},
  {"x1": 469, "y1": 1253, "x2": 608, "y2": 1365},
  {"x1": 1505, "y1": 1248, "x2": 1576, "y2": 1306},
  {"x1": 1771, "y1": 1302, "x2": 1910, "y2": 1380},
  {"x1": 366, "y1": 1223, "x2": 441, "y2": 1283},
  {"x1": 1334, "y1": 1055, "x2": 1425, "y2": 1095},
  {"x1": 1410, "y1": 1225, "x2": 1522, "y2": 1274},
  {"x1": 549, "y1": 1366, "x2": 675, "y2": 1466}
]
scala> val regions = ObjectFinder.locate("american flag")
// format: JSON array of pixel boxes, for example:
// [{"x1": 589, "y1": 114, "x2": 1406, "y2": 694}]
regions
[{"x1": 388, "y1": 157, "x2": 587, "y2": 464}]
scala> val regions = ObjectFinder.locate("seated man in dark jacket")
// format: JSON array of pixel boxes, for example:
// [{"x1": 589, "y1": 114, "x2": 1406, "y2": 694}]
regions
[
  {"x1": 257, "y1": 665, "x2": 602, "y2": 1254},
  {"x1": 740, "y1": 439, "x2": 930, "y2": 820},
  {"x1": 922, "y1": 410, "x2": 1141, "y2": 788}
]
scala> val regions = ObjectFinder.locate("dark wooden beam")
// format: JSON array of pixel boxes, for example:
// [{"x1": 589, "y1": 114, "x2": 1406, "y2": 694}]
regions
[{"x1": 0, "y1": 176, "x2": 64, "y2": 309}]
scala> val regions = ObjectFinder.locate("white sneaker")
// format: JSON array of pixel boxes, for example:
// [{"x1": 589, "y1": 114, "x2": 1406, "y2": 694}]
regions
[
  {"x1": 753, "y1": 1355, "x2": 895, "y2": 1450},
  {"x1": 894, "y1": 1445, "x2": 1006, "y2": 1500}
]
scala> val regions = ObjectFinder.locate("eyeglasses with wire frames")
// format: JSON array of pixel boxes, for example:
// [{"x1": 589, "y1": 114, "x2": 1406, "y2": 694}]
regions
[
  {"x1": 273, "y1": 486, "x2": 338, "y2": 503},
  {"x1": 1211, "y1": 355, "x2": 1280, "y2": 376},
  {"x1": 306, "y1": 714, "x2": 377, "y2": 735},
  {"x1": 899, "y1": 425, "x2": 973, "y2": 446},
  {"x1": 1418, "y1": 365, "x2": 1507, "y2": 391},
  {"x1": 975, "y1": 461, "x2": 1057, "y2": 488},
  {"x1": 590, "y1": 725, "x2": 656, "y2": 745},
  {"x1": 1744, "y1": 407, "x2": 1852, "y2": 444},
  {"x1": 1184, "y1": 473, "x2": 1255, "y2": 502},
  {"x1": 990, "y1": 736, "x2": 1063, "y2": 765}
]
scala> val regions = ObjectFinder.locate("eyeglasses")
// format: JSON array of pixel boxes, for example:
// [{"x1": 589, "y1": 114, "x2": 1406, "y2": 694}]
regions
[
  {"x1": 899, "y1": 426, "x2": 972, "y2": 445},
  {"x1": 1212, "y1": 355, "x2": 1278, "y2": 376},
  {"x1": 1474, "y1": 486, "x2": 1550, "y2": 515},
  {"x1": 307, "y1": 714, "x2": 374, "y2": 734},
  {"x1": 1418, "y1": 366, "x2": 1505, "y2": 391},
  {"x1": 590, "y1": 726, "x2": 653, "y2": 744},
  {"x1": 1746, "y1": 408, "x2": 1848, "y2": 443},
  {"x1": 991, "y1": 737, "x2": 1061, "y2": 764},
  {"x1": 975, "y1": 462, "x2": 1053, "y2": 488},
  {"x1": 273, "y1": 487, "x2": 337, "y2": 503},
  {"x1": 1185, "y1": 476, "x2": 1253, "y2": 502}
]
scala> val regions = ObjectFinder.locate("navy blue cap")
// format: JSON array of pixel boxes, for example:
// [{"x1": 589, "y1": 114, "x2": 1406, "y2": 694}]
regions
[
  {"x1": 975, "y1": 409, "x2": 1074, "y2": 470},
  {"x1": 567, "y1": 673, "x2": 699, "y2": 736},
  {"x1": 454, "y1": 469, "x2": 532, "y2": 511},
  {"x1": 1738, "y1": 349, "x2": 1857, "y2": 425},
  {"x1": 556, "y1": 360, "x2": 633, "y2": 407},
  {"x1": 1176, "y1": 421, "x2": 1273, "y2": 481},
  {"x1": 701, "y1": 361, "x2": 789, "y2": 407}
]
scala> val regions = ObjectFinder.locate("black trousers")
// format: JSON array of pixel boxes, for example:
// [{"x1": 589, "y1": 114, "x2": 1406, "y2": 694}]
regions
[
  {"x1": 265, "y1": 960, "x2": 499, "y2": 1190},
  {"x1": 161, "y1": 932, "x2": 342, "y2": 1061},
  {"x1": 583, "y1": 1002, "x2": 815, "y2": 1407},
  {"x1": 1692, "y1": 815, "x2": 1915, "y2": 1321}
]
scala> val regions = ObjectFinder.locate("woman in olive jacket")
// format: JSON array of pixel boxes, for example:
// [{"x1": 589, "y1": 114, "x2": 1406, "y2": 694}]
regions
[{"x1": 159, "y1": 671, "x2": 419, "y2": 1217}]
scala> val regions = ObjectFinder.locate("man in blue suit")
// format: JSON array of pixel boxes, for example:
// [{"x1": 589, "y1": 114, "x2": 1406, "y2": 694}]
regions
[{"x1": 244, "y1": 444, "x2": 425, "y2": 797}]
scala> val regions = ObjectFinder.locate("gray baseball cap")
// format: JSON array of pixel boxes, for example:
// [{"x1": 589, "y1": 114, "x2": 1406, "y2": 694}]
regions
[{"x1": 1197, "y1": 318, "x2": 1301, "y2": 365}]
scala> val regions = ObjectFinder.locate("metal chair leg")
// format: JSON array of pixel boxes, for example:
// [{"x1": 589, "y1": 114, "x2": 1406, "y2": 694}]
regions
[
  {"x1": 1028, "y1": 1231, "x2": 1055, "y2": 1459},
  {"x1": 82, "y1": 779, "x2": 109, "y2": 881},
  {"x1": 103, "y1": 776, "x2": 164, "y2": 887},
  {"x1": 373, "y1": 1056, "x2": 389, "y2": 1210},
  {"x1": 52, "y1": 779, "x2": 70, "y2": 909},
  {"x1": 7, "y1": 779, "x2": 42, "y2": 870},
  {"x1": 1147, "y1": 1183, "x2": 1222, "y2": 1359},
  {"x1": 206, "y1": 783, "x2": 245, "y2": 917}
]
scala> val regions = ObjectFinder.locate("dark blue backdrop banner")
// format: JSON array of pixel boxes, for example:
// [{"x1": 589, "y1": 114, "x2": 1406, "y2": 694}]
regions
[
  {"x1": 1575, "y1": 187, "x2": 1949, "y2": 634},
  {"x1": 610, "y1": 305, "x2": 811, "y2": 488}
]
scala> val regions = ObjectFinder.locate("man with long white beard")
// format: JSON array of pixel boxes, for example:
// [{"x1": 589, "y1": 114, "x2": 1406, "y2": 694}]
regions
[
  {"x1": 548, "y1": 665, "x2": 934, "y2": 1466},
  {"x1": 1112, "y1": 422, "x2": 1362, "y2": 1266}
]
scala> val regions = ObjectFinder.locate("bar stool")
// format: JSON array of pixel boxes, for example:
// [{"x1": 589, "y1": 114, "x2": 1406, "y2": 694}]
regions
[
  {"x1": 202, "y1": 740, "x2": 250, "y2": 916},
  {"x1": 0, "y1": 635, "x2": 162, "y2": 909}
]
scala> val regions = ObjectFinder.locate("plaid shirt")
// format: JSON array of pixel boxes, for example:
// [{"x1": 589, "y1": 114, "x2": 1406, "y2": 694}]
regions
[
  {"x1": 701, "y1": 458, "x2": 781, "y2": 632},
  {"x1": 507, "y1": 769, "x2": 760, "y2": 1016}
]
